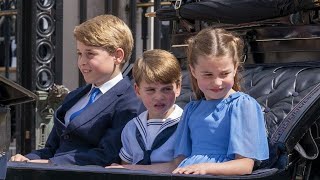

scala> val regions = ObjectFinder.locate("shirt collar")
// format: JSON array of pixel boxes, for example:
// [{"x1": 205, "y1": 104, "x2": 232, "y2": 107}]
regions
[{"x1": 90, "y1": 73, "x2": 123, "y2": 94}]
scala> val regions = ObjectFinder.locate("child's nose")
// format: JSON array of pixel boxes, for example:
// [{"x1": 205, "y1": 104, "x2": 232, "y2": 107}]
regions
[
  {"x1": 212, "y1": 78, "x2": 222, "y2": 86},
  {"x1": 153, "y1": 92, "x2": 165, "y2": 100},
  {"x1": 78, "y1": 56, "x2": 87, "y2": 65}
]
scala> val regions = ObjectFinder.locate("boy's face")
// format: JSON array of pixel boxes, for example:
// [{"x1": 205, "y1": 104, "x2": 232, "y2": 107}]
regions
[
  {"x1": 76, "y1": 41, "x2": 122, "y2": 86},
  {"x1": 134, "y1": 80, "x2": 181, "y2": 120}
]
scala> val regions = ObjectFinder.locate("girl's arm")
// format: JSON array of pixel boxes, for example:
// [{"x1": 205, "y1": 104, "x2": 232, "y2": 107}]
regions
[
  {"x1": 107, "y1": 156, "x2": 185, "y2": 174},
  {"x1": 172, "y1": 154, "x2": 254, "y2": 175}
]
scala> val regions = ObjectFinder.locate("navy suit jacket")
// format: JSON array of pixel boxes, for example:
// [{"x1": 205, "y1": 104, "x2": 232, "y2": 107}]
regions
[{"x1": 26, "y1": 77, "x2": 144, "y2": 166}]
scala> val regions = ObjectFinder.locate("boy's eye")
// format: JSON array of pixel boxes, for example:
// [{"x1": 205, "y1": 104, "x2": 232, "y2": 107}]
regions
[
  {"x1": 83, "y1": 51, "x2": 96, "y2": 59},
  {"x1": 164, "y1": 87, "x2": 173, "y2": 91},
  {"x1": 77, "y1": 53, "x2": 82, "y2": 60}
]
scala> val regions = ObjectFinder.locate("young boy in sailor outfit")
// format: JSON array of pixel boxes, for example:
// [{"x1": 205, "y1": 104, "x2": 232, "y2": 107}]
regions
[{"x1": 108, "y1": 49, "x2": 182, "y2": 170}]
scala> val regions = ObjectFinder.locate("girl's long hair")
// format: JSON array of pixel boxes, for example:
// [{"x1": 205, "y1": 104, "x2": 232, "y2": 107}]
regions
[{"x1": 187, "y1": 28, "x2": 245, "y2": 100}]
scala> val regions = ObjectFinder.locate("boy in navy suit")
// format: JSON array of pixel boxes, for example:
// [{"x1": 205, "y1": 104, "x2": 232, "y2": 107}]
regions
[{"x1": 10, "y1": 14, "x2": 143, "y2": 166}]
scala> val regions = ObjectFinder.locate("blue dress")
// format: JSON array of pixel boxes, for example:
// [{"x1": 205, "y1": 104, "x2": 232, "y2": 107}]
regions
[{"x1": 174, "y1": 92, "x2": 269, "y2": 167}]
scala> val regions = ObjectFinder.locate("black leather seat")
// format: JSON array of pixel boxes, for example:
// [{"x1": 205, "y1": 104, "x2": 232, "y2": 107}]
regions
[{"x1": 240, "y1": 62, "x2": 320, "y2": 179}]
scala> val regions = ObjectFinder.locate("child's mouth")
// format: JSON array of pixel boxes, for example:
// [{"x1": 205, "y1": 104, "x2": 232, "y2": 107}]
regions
[
  {"x1": 82, "y1": 69, "x2": 91, "y2": 73},
  {"x1": 210, "y1": 88, "x2": 222, "y2": 92},
  {"x1": 154, "y1": 103, "x2": 165, "y2": 109}
]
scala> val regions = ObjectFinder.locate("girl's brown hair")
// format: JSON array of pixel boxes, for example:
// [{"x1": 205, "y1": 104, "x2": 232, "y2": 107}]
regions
[{"x1": 187, "y1": 28, "x2": 245, "y2": 100}]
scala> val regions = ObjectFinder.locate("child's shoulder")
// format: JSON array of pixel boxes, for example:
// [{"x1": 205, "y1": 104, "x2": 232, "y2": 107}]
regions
[
  {"x1": 131, "y1": 110, "x2": 148, "y2": 124},
  {"x1": 229, "y1": 92, "x2": 259, "y2": 104},
  {"x1": 123, "y1": 111, "x2": 147, "y2": 132},
  {"x1": 182, "y1": 100, "x2": 203, "y2": 115},
  {"x1": 166, "y1": 104, "x2": 183, "y2": 122},
  {"x1": 227, "y1": 92, "x2": 262, "y2": 112},
  {"x1": 173, "y1": 104, "x2": 183, "y2": 115}
]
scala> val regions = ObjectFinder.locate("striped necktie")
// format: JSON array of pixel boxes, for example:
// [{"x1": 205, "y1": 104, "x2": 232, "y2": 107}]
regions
[{"x1": 69, "y1": 87, "x2": 101, "y2": 121}]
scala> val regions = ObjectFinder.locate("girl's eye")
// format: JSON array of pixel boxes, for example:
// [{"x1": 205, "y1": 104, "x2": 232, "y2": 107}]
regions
[
  {"x1": 146, "y1": 89, "x2": 155, "y2": 92},
  {"x1": 221, "y1": 72, "x2": 231, "y2": 76}
]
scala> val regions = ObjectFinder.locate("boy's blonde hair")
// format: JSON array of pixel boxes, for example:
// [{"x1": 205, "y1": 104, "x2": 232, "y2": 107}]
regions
[
  {"x1": 73, "y1": 14, "x2": 133, "y2": 67},
  {"x1": 133, "y1": 49, "x2": 181, "y2": 86}
]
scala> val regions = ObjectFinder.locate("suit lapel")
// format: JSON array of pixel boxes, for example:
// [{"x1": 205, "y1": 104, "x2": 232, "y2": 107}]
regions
[
  {"x1": 66, "y1": 77, "x2": 131, "y2": 133},
  {"x1": 55, "y1": 85, "x2": 91, "y2": 130},
  {"x1": 59, "y1": 85, "x2": 91, "y2": 116}
]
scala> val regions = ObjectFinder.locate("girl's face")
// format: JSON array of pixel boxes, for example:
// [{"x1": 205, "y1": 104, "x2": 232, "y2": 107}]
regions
[
  {"x1": 76, "y1": 41, "x2": 122, "y2": 86},
  {"x1": 190, "y1": 55, "x2": 238, "y2": 100},
  {"x1": 135, "y1": 79, "x2": 181, "y2": 119}
]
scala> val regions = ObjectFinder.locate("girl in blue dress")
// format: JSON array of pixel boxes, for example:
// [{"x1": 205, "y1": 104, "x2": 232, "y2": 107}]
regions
[{"x1": 172, "y1": 27, "x2": 269, "y2": 175}]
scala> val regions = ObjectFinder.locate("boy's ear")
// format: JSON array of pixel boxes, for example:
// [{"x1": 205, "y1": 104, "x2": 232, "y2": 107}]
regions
[
  {"x1": 175, "y1": 83, "x2": 182, "y2": 97},
  {"x1": 134, "y1": 83, "x2": 141, "y2": 96},
  {"x1": 114, "y1": 48, "x2": 125, "y2": 65}
]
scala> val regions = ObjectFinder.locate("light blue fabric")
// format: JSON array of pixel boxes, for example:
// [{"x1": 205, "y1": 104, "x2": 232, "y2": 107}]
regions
[
  {"x1": 69, "y1": 87, "x2": 101, "y2": 121},
  {"x1": 120, "y1": 105, "x2": 183, "y2": 164},
  {"x1": 174, "y1": 92, "x2": 269, "y2": 168}
]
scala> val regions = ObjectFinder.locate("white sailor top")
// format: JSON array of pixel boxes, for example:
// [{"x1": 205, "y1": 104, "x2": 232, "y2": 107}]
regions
[{"x1": 119, "y1": 104, "x2": 183, "y2": 164}]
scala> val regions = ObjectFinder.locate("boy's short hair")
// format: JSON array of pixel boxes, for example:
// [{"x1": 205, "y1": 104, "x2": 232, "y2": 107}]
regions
[
  {"x1": 133, "y1": 49, "x2": 181, "y2": 86},
  {"x1": 73, "y1": 14, "x2": 133, "y2": 66}
]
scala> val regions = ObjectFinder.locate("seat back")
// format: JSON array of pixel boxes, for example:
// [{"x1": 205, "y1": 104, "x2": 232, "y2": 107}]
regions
[{"x1": 241, "y1": 62, "x2": 320, "y2": 169}]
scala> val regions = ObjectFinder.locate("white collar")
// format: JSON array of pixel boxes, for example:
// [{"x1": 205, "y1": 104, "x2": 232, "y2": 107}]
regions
[
  {"x1": 91, "y1": 73, "x2": 123, "y2": 94},
  {"x1": 133, "y1": 104, "x2": 183, "y2": 143}
]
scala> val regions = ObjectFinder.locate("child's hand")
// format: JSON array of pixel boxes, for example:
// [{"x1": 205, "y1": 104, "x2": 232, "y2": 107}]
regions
[
  {"x1": 10, "y1": 154, "x2": 30, "y2": 162},
  {"x1": 106, "y1": 163, "x2": 125, "y2": 169},
  {"x1": 172, "y1": 163, "x2": 208, "y2": 175}
]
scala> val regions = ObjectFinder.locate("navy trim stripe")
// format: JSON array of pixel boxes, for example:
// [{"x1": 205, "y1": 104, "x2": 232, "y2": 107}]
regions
[
  {"x1": 120, "y1": 149, "x2": 132, "y2": 162},
  {"x1": 161, "y1": 117, "x2": 180, "y2": 129},
  {"x1": 147, "y1": 122, "x2": 163, "y2": 126},
  {"x1": 136, "y1": 116, "x2": 147, "y2": 137}
]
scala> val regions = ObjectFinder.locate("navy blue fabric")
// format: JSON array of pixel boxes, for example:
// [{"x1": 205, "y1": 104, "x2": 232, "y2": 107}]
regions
[
  {"x1": 136, "y1": 123, "x2": 178, "y2": 165},
  {"x1": 69, "y1": 88, "x2": 101, "y2": 121},
  {"x1": 25, "y1": 77, "x2": 144, "y2": 166},
  {"x1": 0, "y1": 153, "x2": 7, "y2": 180}
]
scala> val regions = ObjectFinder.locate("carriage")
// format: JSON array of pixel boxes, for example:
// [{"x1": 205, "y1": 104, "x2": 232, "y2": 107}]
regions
[{"x1": 3, "y1": 0, "x2": 320, "y2": 179}]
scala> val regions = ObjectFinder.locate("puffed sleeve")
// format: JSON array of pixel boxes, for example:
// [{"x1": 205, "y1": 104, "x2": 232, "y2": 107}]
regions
[
  {"x1": 119, "y1": 121, "x2": 134, "y2": 163},
  {"x1": 227, "y1": 94, "x2": 269, "y2": 160},
  {"x1": 174, "y1": 102, "x2": 196, "y2": 158}
]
